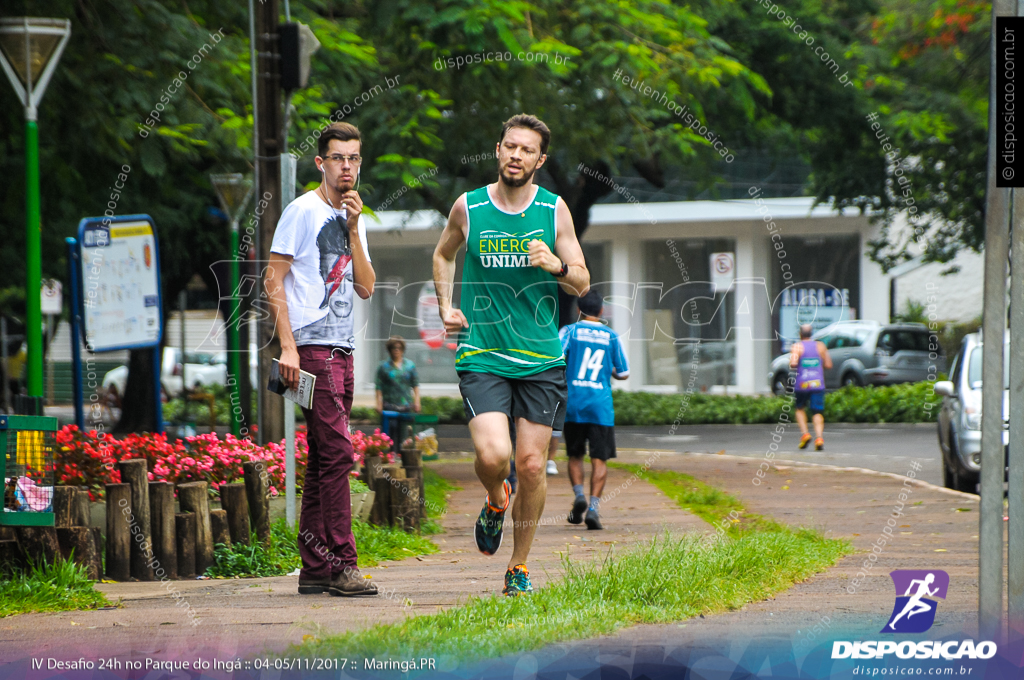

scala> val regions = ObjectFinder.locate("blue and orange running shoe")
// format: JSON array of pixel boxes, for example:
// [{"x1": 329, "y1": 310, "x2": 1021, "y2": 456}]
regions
[
  {"x1": 502, "y1": 564, "x2": 533, "y2": 597},
  {"x1": 474, "y1": 479, "x2": 511, "y2": 555}
]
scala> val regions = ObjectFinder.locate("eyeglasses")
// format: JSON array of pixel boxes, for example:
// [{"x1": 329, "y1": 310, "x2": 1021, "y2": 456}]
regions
[{"x1": 322, "y1": 154, "x2": 362, "y2": 164}]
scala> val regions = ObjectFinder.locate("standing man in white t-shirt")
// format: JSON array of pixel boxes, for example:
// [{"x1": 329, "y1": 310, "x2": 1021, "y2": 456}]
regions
[{"x1": 266, "y1": 122, "x2": 378, "y2": 597}]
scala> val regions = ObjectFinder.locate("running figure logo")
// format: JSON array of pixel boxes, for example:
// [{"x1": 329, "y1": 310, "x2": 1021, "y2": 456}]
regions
[{"x1": 881, "y1": 570, "x2": 949, "y2": 633}]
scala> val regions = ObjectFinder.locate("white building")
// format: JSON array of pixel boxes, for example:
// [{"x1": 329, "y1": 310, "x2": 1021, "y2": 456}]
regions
[{"x1": 351, "y1": 195, "x2": 899, "y2": 398}]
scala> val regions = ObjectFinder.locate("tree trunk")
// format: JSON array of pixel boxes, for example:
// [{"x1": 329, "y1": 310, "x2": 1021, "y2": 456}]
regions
[
  {"x1": 256, "y1": 0, "x2": 284, "y2": 447},
  {"x1": 114, "y1": 349, "x2": 158, "y2": 434}
]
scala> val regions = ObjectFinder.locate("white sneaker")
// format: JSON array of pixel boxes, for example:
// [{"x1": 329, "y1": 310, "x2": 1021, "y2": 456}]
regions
[{"x1": 546, "y1": 460, "x2": 558, "y2": 475}]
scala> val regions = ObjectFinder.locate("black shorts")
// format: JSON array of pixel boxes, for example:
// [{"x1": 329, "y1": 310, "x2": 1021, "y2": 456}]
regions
[
  {"x1": 794, "y1": 390, "x2": 825, "y2": 414},
  {"x1": 563, "y1": 421, "x2": 616, "y2": 461},
  {"x1": 458, "y1": 368, "x2": 567, "y2": 430}
]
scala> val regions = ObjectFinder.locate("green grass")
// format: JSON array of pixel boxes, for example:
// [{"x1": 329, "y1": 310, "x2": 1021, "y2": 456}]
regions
[
  {"x1": 293, "y1": 469, "x2": 852, "y2": 661},
  {"x1": 352, "y1": 520, "x2": 438, "y2": 566},
  {"x1": 610, "y1": 464, "x2": 785, "y2": 534},
  {"x1": 206, "y1": 518, "x2": 303, "y2": 578},
  {"x1": 1, "y1": 557, "x2": 110, "y2": 618},
  {"x1": 421, "y1": 466, "x2": 461, "y2": 535},
  {"x1": 207, "y1": 511, "x2": 441, "y2": 578}
]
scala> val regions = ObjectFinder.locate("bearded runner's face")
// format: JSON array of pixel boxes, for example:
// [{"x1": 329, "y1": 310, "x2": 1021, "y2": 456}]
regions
[{"x1": 497, "y1": 127, "x2": 545, "y2": 188}]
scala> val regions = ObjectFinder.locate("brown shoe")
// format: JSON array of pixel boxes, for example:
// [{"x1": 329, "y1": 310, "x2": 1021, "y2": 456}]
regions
[
  {"x1": 298, "y1": 578, "x2": 330, "y2": 594},
  {"x1": 329, "y1": 567, "x2": 379, "y2": 597}
]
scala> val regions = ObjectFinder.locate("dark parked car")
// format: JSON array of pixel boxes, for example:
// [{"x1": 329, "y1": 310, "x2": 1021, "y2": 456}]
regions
[{"x1": 768, "y1": 321, "x2": 945, "y2": 395}]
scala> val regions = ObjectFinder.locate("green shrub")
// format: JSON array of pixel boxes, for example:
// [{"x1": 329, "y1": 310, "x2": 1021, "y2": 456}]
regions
[
  {"x1": 350, "y1": 406, "x2": 378, "y2": 422},
  {"x1": 421, "y1": 396, "x2": 468, "y2": 424},
  {"x1": 823, "y1": 381, "x2": 941, "y2": 423},
  {"x1": 352, "y1": 397, "x2": 468, "y2": 425},
  {"x1": 611, "y1": 381, "x2": 942, "y2": 425}
]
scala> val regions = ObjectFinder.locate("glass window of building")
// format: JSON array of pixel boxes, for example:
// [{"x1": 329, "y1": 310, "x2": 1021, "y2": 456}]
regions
[
  {"x1": 643, "y1": 238, "x2": 736, "y2": 389},
  {"x1": 769, "y1": 235, "x2": 860, "y2": 355}
]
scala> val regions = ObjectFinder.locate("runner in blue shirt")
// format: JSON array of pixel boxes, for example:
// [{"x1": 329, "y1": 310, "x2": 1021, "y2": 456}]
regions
[{"x1": 559, "y1": 290, "x2": 629, "y2": 529}]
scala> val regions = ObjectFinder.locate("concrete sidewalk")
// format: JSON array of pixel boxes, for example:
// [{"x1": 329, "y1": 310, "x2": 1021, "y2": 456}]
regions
[
  {"x1": 0, "y1": 449, "x2": 984, "y2": 667},
  {"x1": 597, "y1": 448, "x2": 982, "y2": 649},
  {"x1": 0, "y1": 460, "x2": 704, "y2": 663}
]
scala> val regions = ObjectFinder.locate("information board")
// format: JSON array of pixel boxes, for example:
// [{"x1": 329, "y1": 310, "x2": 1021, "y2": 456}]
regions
[{"x1": 77, "y1": 215, "x2": 163, "y2": 352}]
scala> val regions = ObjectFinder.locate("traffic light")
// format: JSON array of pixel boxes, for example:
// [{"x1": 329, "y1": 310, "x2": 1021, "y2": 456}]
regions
[{"x1": 279, "y1": 22, "x2": 320, "y2": 91}]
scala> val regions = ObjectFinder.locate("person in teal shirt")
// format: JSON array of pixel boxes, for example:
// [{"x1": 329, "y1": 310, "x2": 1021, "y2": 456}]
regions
[{"x1": 375, "y1": 336, "x2": 421, "y2": 413}]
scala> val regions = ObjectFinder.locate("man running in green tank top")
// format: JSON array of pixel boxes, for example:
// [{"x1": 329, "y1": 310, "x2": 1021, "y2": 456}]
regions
[{"x1": 432, "y1": 114, "x2": 591, "y2": 596}]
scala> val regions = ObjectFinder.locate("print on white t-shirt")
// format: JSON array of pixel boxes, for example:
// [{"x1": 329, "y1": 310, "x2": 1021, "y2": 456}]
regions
[{"x1": 270, "y1": 189, "x2": 370, "y2": 349}]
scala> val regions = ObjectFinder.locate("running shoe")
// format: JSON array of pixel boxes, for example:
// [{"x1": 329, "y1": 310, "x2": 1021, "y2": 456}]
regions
[
  {"x1": 474, "y1": 479, "x2": 511, "y2": 555},
  {"x1": 546, "y1": 460, "x2": 558, "y2": 475},
  {"x1": 568, "y1": 494, "x2": 587, "y2": 524},
  {"x1": 798, "y1": 433, "x2": 812, "y2": 449},
  {"x1": 502, "y1": 564, "x2": 533, "y2": 597},
  {"x1": 585, "y1": 508, "x2": 604, "y2": 530},
  {"x1": 815, "y1": 437, "x2": 824, "y2": 451}
]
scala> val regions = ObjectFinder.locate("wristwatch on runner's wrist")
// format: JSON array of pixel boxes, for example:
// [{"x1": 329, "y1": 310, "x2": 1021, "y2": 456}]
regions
[{"x1": 554, "y1": 260, "x2": 569, "y2": 278}]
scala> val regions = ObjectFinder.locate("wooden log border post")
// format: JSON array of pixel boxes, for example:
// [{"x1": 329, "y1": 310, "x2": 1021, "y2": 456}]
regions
[
  {"x1": 149, "y1": 482, "x2": 177, "y2": 580},
  {"x1": 242, "y1": 461, "x2": 270, "y2": 544},
  {"x1": 104, "y1": 483, "x2": 131, "y2": 581},
  {"x1": 177, "y1": 482, "x2": 214, "y2": 575},
  {"x1": 118, "y1": 459, "x2": 155, "y2": 581},
  {"x1": 219, "y1": 483, "x2": 250, "y2": 546}
]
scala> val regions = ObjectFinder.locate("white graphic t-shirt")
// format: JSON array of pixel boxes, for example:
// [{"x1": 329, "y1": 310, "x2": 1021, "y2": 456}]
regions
[{"x1": 270, "y1": 189, "x2": 371, "y2": 348}]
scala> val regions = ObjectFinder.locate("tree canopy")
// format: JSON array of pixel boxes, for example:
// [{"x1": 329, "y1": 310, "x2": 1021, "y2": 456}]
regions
[{"x1": 0, "y1": 0, "x2": 992, "y2": 353}]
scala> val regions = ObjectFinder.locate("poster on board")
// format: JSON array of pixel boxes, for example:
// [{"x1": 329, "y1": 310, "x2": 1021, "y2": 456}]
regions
[
  {"x1": 77, "y1": 214, "x2": 163, "y2": 353},
  {"x1": 777, "y1": 285, "x2": 851, "y2": 350}
]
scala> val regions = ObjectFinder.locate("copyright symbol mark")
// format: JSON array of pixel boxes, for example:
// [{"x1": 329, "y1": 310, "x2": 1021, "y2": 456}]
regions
[{"x1": 1004, "y1": 167, "x2": 1015, "y2": 180}]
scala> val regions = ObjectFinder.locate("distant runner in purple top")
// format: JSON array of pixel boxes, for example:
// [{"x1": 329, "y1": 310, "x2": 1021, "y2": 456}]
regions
[{"x1": 790, "y1": 324, "x2": 833, "y2": 451}]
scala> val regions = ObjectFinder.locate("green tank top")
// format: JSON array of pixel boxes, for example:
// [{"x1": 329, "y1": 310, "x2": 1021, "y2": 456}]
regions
[{"x1": 456, "y1": 185, "x2": 566, "y2": 378}]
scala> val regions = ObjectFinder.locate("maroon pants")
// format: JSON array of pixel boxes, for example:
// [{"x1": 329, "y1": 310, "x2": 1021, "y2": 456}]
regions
[{"x1": 297, "y1": 345, "x2": 357, "y2": 579}]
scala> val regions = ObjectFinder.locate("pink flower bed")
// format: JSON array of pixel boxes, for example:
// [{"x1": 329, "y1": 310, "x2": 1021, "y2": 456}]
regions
[{"x1": 55, "y1": 425, "x2": 393, "y2": 501}]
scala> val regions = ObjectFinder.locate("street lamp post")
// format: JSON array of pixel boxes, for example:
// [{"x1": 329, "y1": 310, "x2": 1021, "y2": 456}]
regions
[
  {"x1": 211, "y1": 174, "x2": 254, "y2": 437},
  {"x1": 0, "y1": 18, "x2": 71, "y2": 401}
]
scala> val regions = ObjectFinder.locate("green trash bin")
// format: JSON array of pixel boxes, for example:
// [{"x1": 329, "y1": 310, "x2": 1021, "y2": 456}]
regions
[{"x1": 1, "y1": 415, "x2": 58, "y2": 527}]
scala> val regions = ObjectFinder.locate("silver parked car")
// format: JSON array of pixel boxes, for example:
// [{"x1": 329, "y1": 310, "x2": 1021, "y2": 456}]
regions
[
  {"x1": 933, "y1": 332, "x2": 1008, "y2": 494},
  {"x1": 768, "y1": 321, "x2": 946, "y2": 396}
]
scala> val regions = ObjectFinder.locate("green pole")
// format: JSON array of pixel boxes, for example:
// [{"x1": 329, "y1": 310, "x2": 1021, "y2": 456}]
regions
[
  {"x1": 25, "y1": 118, "x2": 43, "y2": 398},
  {"x1": 228, "y1": 220, "x2": 241, "y2": 436}
]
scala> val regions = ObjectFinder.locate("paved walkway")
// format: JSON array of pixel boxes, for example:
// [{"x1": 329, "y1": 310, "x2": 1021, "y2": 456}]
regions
[
  {"x1": 0, "y1": 460, "x2": 704, "y2": 663},
  {"x1": 0, "y1": 448, "x2": 986, "y2": 668},
  {"x1": 596, "y1": 448, "x2": 982, "y2": 648}
]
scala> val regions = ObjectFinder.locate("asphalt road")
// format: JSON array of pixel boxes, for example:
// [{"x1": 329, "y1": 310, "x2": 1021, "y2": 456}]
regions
[
  {"x1": 616, "y1": 423, "x2": 943, "y2": 486},
  {"x1": 434, "y1": 422, "x2": 944, "y2": 487}
]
